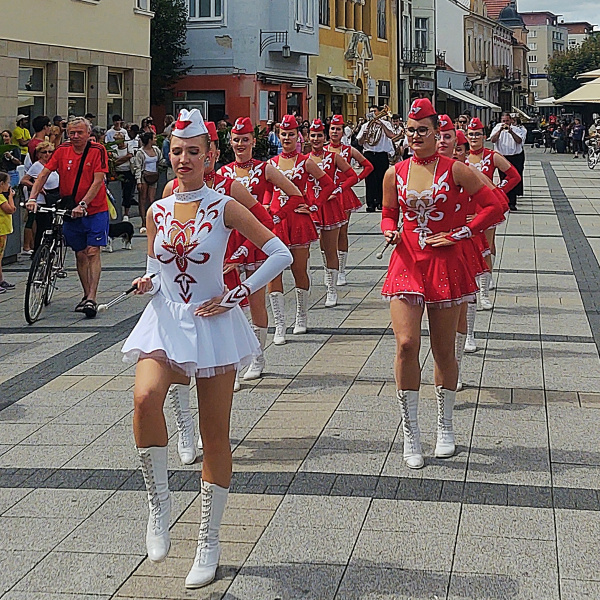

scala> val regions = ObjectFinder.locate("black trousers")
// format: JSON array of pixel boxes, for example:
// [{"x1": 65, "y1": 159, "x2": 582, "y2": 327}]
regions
[
  {"x1": 363, "y1": 151, "x2": 389, "y2": 209},
  {"x1": 500, "y1": 151, "x2": 525, "y2": 208},
  {"x1": 119, "y1": 170, "x2": 137, "y2": 208}
]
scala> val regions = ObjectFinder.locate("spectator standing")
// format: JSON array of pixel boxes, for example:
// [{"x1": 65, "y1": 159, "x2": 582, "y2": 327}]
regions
[
  {"x1": 267, "y1": 121, "x2": 282, "y2": 156},
  {"x1": 162, "y1": 115, "x2": 175, "y2": 136},
  {"x1": 141, "y1": 117, "x2": 156, "y2": 134},
  {"x1": 489, "y1": 112, "x2": 526, "y2": 211},
  {"x1": 0, "y1": 172, "x2": 17, "y2": 293},
  {"x1": 85, "y1": 112, "x2": 96, "y2": 125},
  {"x1": 1, "y1": 129, "x2": 22, "y2": 187},
  {"x1": 572, "y1": 119, "x2": 585, "y2": 158},
  {"x1": 12, "y1": 115, "x2": 31, "y2": 157},
  {"x1": 131, "y1": 131, "x2": 161, "y2": 234},
  {"x1": 455, "y1": 115, "x2": 469, "y2": 131},
  {"x1": 105, "y1": 115, "x2": 130, "y2": 143},
  {"x1": 161, "y1": 134, "x2": 175, "y2": 181},
  {"x1": 126, "y1": 123, "x2": 141, "y2": 150},
  {"x1": 28, "y1": 116, "x2": 51, "y2": 161},
  {"x1": 111, "y1": 132, "x2": 137, "y2": 220},
  {"x1": 27, "y1": 117, "x2": 110, "y2": 318}
]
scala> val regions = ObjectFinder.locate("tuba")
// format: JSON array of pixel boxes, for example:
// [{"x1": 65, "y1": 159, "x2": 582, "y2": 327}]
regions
[{"x1": 364, "y1": 105, "x2": 392, "y2": 146}]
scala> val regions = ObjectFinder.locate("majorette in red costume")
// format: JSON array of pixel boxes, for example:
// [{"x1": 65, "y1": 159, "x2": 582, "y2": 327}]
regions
[{"x1": 381, "y1": 100, "x2": 505, "y2": 307}]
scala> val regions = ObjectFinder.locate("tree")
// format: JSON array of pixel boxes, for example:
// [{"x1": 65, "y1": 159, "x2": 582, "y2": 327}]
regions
[
  {"x1": 547, "y1": 33, "x2": 600, "y2": 99},
  {"x1": 150, "y1": 0, "x2": 190, "y2": 106}
]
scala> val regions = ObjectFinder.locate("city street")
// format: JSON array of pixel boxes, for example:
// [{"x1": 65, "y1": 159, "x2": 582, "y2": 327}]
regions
[{"x1": 1, "y1": 148, "x2": 600, "y2": 599}]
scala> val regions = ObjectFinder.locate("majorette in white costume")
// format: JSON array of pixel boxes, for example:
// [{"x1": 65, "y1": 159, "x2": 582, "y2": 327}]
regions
[{"x1": 122, "y1": 108, "x2": 291, "y2": 590}]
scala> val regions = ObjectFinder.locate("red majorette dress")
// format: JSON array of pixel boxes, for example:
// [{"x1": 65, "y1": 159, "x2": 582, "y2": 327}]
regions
[
  {"x1": 268, "y1": 152, "x2": 320, "y2": 248},
  {"x1": 381, "y1": 154, "x2": 503, "y2": 307},
  {"x1": 121, "y1": 187, "x2": 260, "y2": 376},
  {"x1": 307, "y1": 150, "x2": 347, "y2": 230},
  {"x1": 218, "y1": 160, "x2": 274, "y2": 270},
  {"x1": 325, "y1": 143, "x2": 366, "y2": 212}
]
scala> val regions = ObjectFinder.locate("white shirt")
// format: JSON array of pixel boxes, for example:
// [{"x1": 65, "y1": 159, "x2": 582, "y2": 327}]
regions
[
  {"x1": 490, "y1": 123, "x2": 526, "y2": 156},
  {"x1": 104, "y1": 127, "x2": 131, "y2": 143},
  {"x1": 358, "y1": 120, "x2": 394, "y2": 153},
  {"x1": 27, "y1": 161, "x2": 60, "y2": 204},
  {"x1": 114, "y1": 146, "x2": 134, "y2": 172}
]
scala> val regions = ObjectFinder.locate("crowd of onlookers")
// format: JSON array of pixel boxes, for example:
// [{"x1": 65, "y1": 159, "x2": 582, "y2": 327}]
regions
[{"x1": 534, "y1": 114, "x2": 599, "y2": 158}]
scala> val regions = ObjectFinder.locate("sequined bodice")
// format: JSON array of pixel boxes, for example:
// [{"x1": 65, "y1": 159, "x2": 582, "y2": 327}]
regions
[
  {"x1": 220, "y1": 160, "x2": 273, "y2": 203},
  {"x1": 269, "y1": 154, "x2": 310, "y2": 210}
]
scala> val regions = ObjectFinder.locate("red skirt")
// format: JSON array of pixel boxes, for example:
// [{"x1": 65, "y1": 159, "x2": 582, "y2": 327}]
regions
[
  {"x1": 342, "y1": 188, "x2": 362, "y2": 212},
  {"x1": 473, "y1": 232, "x2": 491, "y2": 258},
  {"x1": 226, "y1": 231, "x2": 267, "y2": 270},
  {"x1": 223, "y1": 265, "x2": 248, "y2": 307},
  {"x1": 462, "y1": 238, "x2": 490, "y2": 281},
  {"x1": 311, "y1": 196, "x2": 347, "y2": 231},
  {"x1": 274, "y1": 212, "x2": 319, "y2": 248},
  {"x1": 381, "y1": 236, "x2": 478, "y2": 308}
]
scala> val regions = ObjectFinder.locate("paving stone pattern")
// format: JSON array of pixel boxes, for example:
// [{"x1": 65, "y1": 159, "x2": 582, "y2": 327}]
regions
[{"x1": 1, "y1": 150, "x2": 600, "y2": 599}]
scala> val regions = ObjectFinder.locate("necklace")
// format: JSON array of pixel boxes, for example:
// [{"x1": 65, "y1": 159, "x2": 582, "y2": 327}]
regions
[
  {"x1": 281, "y1": 150, "x2": 298, "y2": 160},
  {"x1": 328, "y1": 142, "x2": 342, "y2": 148},
  {"x1": 204, "y1": 170, "x2": 215, "y2": 182},
  {"x1": 235, "y1": 158, "x2": 255, "y2": 170},
  {"x1": 311, "y1": 149, "x2": 325, "y2": 158},
  {"x1": 469, "y1": 147, "x2": 484, "y2": 156},
  {"x1": 411, "y1": 153, "x2": 439, "y2": 166}
]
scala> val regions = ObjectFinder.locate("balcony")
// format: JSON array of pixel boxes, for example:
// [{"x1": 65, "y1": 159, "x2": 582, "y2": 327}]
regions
[
  {"x1": 436, "y1": 51, "x2": 447, "y2": 68},
  {"x1": 402, "y1": 49, "x2": 427, "y2": 66}
]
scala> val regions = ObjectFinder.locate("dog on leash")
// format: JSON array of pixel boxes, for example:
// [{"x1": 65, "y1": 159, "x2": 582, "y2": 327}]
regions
[{"x1": 104, "y1": 221, "x2": 134, "y2": 253}]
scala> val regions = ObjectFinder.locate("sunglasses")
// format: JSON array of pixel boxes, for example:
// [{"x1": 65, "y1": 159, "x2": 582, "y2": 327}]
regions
[
  {"x1": 458, "y1": 120, "x2": 467, "y2": 124},
  {"x1": 40, "y1": 150, "x2": 54, "y2": 154}
]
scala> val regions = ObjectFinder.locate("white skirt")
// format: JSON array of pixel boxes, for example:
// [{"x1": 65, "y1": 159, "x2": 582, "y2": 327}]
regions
[{"x1": 122, "y1": 294, "x2": 260, "y2": 378}]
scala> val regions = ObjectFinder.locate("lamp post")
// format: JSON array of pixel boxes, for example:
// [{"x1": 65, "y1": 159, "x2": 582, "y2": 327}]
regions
[{"x1": 259, "y1": 30, "x2": 291, "y2": 58}]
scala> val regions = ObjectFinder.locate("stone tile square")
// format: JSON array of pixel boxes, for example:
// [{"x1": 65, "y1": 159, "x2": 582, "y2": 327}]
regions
[
  {"x1": 1, "y1": 515, "x2": 84, "y2": 552},
  {"x1": 0, "y1": 488, "x2": 32, "y2": 515},
  {"x1": 4, "y1": 489, "x2": 113, "y2": 519},
  {"x1": 0, "y1": 444, "x2": 86, "y2": 469},
  {"x1": 115, "y1": 573, "x2": 231, "y2": 599},
  {"x1": 448, "y1": 572, "x2": 560, "y2": 600},
  {"x1": 20, "y1": 423, "x2": 109, "y2": 446},
  {"x1": 559, "y1": 579, "x2": 600, "y2": 599},
  {"x1": 552, "y1": 463, "x2": 600, "y2": 491},
  {"x1": 556, "y1": 510, "x2": 600, "y2": 581},
  {"x1": 0, "y1": 423, "x2": 42, "y2": 444},
  {"x1": 3, "y1": 593, "x2": 111, "y2": 600},
  {"x1": 0, "y1": 550, "x2": 46, "y2": 595}
]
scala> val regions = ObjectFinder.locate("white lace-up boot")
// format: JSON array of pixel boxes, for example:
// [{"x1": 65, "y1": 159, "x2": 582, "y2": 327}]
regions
[
  {"x1": 478, "y1": 273, "x2": 493, "y2": 310},
  {"x1": 489, "y1": 255, "x2": 496, "y2": 290},
  {"x1": 320, "y1": 250, "x2": 328, "y2": 285},
  {"x1": 269, "y1": 292, "x2": 286, "y2": 345},
  {"x1": 396, "y1": 390, "x2": 424, "y2": 469},
  {"x1": 168, "y1": 384, "x2": 197, "y2": 465},
  {"x1": 324, "y1": 268, "x2": 338, "y2": 307},
  {"x1": 434, "y1": 386, "x2": 456, "y2": 458},
  {"x1": 233, "y1": 371, "x2": 241, "y2": 392},
  {"x1": 243, "y1": 326, "x2": 268, "y2": 380},
  {"x1": 455, "y1": 332, "x2": 466, "y2": 392},
  {"x1": 293, "y1": 288, "x2": 309, "y2": 334},
  {"x1": 465, "y1": 302, "x2": 477, "y2": 353},
  {"x1": 138, "y1": 446, "x2": 171, "y2": 562},
  {"x1": 185, "y1": 480, "x2": 229, "y2": 589},
  {"x1": 337, "y1": 251, "x2": 348, "y2": 286}
]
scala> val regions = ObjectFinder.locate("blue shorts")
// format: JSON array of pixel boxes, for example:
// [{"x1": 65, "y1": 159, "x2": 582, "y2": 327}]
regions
[{"x1": 63, "y1": 211, "x2": 109, "y2": 253}]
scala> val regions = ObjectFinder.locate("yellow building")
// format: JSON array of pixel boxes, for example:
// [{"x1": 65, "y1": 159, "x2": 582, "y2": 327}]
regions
[
  {"x1": 309, "y1": 0, "x2": 397, "y2": 123},
  {"x1": 0, "y1": 0, "x2": 152, "y2": 131}
]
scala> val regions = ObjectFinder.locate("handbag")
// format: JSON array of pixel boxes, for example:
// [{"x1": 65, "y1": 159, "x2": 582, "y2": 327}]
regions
[
  {"x1": 61, "y1": 140, "x2": 91, "y2": 211},
  {"x1": 143, "y1": 170, "x2": 159, "y2": 185},
  {"x1": 43, "y1": 187, "x2": 61, "y2": 207}
]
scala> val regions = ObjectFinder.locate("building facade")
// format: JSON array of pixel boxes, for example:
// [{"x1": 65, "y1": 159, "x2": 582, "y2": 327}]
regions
[
  {"x1": 175, "y1": 0, "x2": 318, "y2": 124},
  {"x1": 521, "y1": 12, "x2": 567, "y2": 102},
  {"x1": 308, "y1": 0, "x2": 397, "y2": 122},
  {"x1": 0, "y1": 0, "x2": 152, "y2": 131},
  {"x1": 563, "y1": 22, "x2": 595, "y2": 49}
]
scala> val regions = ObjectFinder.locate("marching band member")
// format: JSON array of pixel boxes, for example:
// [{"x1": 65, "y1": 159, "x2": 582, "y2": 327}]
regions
[
  {"x1": 122, "y1": 109, "x2": 292, "y2": 587},
  {"x1": 326, "y1": 114, "x2": 374, "y2": 285},
  {"x1": 307, "y1": 118, "x2": 358, "y2": 306},
  {"x1": 267, "y1": 114, "x2": 335, "y2": 343},
  {"x1": 466, "y1": 118, "x2": 519, "y2": 310},
  {"x1": 381, "y1": 99, "x2": 503, "y2": 469}
]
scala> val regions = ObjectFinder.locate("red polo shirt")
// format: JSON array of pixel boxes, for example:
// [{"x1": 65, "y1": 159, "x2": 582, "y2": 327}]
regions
[{"x1": 45, "y1": 141, "x2": 109, "y2": 215}]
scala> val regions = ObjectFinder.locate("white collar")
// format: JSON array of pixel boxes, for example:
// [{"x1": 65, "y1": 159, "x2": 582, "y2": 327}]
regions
[{"x1": 174, "y1": 185, "x2": 210, "y2": 204}]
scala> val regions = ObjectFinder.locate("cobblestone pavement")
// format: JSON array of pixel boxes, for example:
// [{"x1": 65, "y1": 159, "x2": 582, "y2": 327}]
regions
[{"x1": 1, "y1": 149, "x2": 600, "y2": 599}]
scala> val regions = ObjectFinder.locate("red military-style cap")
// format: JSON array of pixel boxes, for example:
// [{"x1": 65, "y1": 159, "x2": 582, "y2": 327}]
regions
[
  {"x1": 330, "y1": 115, "x2": 344, "y2": 126},
  {"x1": 231, "y1": 117, "x2": 254, "y2": 135},
  {"x1": 205, "y1": 121, "x2": 219, "y2": 142},
  {"x1": 468, "y1": 117, "x2": 485, "y2": 131},
  {"x1": 407, "y1": 98, "x2": 437, "y2": 121},
  {"x1": 438, "y1": 114, "x2": 454, "y2": 132},
  {"x1": 280, "y1": 114, "x2": 300, "y2": 130},
  {"x1": 456, "y1": 129, "x2": 469, "y2": 147},
  {"x1": 310, "y1": 118, "x2": 325, "y2": 132}
]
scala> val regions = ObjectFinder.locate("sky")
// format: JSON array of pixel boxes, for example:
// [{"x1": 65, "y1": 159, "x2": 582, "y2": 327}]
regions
[{"x1": 518, "y1": 0, "x2": 599, "y2": 27}]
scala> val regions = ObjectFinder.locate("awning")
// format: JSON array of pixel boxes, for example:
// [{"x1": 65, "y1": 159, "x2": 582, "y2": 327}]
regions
[
  {"x1": 256, "y1": 72, "x2": 311, "y2": 88},
  {"x1": 512, "y1": 106, "x2": 532, "y2": 122},
  {"x1": 535, "y1": 96, "x2": 557, "y2": 107},
  {"x1": 557, "y1": 78, "x2": 600, "y2": 104},
  {"x1": 438, "y1": 87, "x2": 501, "y2": 111},
  {"x1": 317, "y1": 75, "x2": 361, "y2": 95},
  {"x1": 576, "y1": 68, "x2": 600, "y2": 80}
]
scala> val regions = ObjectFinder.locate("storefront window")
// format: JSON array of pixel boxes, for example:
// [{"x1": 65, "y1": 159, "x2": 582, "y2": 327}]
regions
[
  {"x1": 18, "y1": 65, "x2": 45, "y2": 122},
  {"x1": 107, "y1": 72, "x2": 124, "y2": 128},
  {"x1": 317, "y1": 94, "x2": 326, "y2": 119},
  {"x1": 287, "y1": 92, "x2": 302, "y2": 116},
  {"x1": 331, "y1": 94, "x2": 343, "y2": 116},
  {"x1": 69, "y1": 70, "x2": 87, "y2": 117},
  {"x1": 268, "y1": 91, "x2": 279, "y2": 122}
]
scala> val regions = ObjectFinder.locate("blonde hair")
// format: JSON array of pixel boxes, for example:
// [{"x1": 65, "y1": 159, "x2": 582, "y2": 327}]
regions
[{"x1": 35, "y1": 141, "x2": 55, "y2": 158}]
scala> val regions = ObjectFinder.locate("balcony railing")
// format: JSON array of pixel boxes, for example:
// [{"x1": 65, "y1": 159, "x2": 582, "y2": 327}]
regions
[{"x1": 402, "y1": 48, "x2": 427, "y2": 66}]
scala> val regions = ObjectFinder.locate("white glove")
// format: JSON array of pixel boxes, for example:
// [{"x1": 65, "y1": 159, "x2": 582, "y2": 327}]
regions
[{"x1": 144, "y1": 256, "x2": 161, "y2": 295}]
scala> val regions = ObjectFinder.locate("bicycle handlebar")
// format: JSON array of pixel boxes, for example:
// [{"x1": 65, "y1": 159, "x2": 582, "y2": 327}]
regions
[{"x1": 20, "y1": 203, "x2": 72, "y2": 216}]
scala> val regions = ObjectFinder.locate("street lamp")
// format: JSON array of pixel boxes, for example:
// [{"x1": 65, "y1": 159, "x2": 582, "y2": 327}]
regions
[{"x1": 260, "y1": 30, "x2": 291, "y2": 58}]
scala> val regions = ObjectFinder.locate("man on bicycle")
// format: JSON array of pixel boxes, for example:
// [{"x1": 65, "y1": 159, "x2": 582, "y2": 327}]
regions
[{"x1": 27, "y1": 117, "x2": 109, "y2": 318}]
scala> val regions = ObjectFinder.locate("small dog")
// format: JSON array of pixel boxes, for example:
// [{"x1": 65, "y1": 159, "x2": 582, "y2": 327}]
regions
[{"x1": 105, "y1": 221, "x2": 134, "y2": 252}]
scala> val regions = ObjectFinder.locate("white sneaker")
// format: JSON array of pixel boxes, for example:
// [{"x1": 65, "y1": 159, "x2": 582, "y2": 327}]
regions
[
  {"x1": 122, "y1": 215, "x2": 129, "y2": 222},
  {"x1": 140, "y1": 226, "x2": 147, "y2": 235}
]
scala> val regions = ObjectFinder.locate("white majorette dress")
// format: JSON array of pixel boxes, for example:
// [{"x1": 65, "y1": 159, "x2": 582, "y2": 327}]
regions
[{"x1": 122, "y1": 186, "x2": 260, "y2": 377}]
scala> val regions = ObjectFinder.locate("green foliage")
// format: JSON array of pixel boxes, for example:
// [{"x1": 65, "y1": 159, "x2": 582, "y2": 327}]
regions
[
  {"x1": 548, "y1": 33, "x2": 600, "y2": 99},
  {"x1": 150, "y1": 0, "x2": 190, "y2": 106}
]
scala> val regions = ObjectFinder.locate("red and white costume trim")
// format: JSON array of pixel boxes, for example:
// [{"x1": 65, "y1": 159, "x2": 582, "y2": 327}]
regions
[
  {"x1": 308, "y1": 150, "x2": 348, "y2": 230},
  {"x1": 325, "y1": 143, "x2": 367, "y2": 213}
]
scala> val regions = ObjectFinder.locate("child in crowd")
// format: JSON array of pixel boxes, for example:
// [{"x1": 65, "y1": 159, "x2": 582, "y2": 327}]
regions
[{"x1": 0, "y1": 171, "x2": 17, "y2": 293}]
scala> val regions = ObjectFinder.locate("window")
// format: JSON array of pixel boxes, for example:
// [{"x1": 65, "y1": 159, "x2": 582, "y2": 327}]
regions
[
  {"x1": 529, "y1": 42, "x2": 537, "y2": 50},
  {"x1": 188, "y1": 0, "x2": 223, "y2": 21},
  {"x1": 296, "y1": 0, "x2": 314, "y2": 29},
  {"x1": 402, "y1": 14, "x2": 411, "y2": 51},
  {"x1": 287, "y1": 92, "x2": 302, "y2": 115},
  {"x1": 377, "y1": 0, "x2": 386, "y2": 39},
  {"x1": 467, "y1": 34, "x2": 471, "y2": 61},
  {"x1": 528, "y1": 55, "x2": 537, "y2": 62},
  {"x1": 415, "y1": 17, "x2": 428, "y2": 50},
  {"x1": 107, "y1": 72, "x2": 124, "y2": 129},
  {"x1": 319, "y1": 0, "x2": 330, "y2": 26},
  {"x1": 268, "y1": 91, "x2": 279, "y2": 122},
  {"x1": 18, "y1": 64, "x2": 45, "y2": 121},
  {"x1": 530, "y1": 79, "x2": 538, "y2": 87},
  {"x1": 534, "y1": 92, "x2": 539, "y2": 100},
  {"x1": 136, "y1": 0, "x2": 149, "y2": 9},
  {"x1": 529, "y1": 29, "x2": 536, "y2": 37},
  {"x1": 530, "y1": 66, "x2": 537, "y2": 74},
  {"x1": 331, "y1": 94, "x2": 343, "y2": 115},
  {"x1": 68, "y1": 70, "x2": 87, "y2": 117}
]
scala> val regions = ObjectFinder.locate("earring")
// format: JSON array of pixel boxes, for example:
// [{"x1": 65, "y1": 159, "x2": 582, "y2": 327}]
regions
[{"x1": 204, "y1": 160, "x2": 210, "y2": 168}]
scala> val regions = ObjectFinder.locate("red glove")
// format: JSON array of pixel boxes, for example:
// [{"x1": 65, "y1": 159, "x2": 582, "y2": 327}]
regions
[
  {"x1": 311, "y1": 172, "x2": 336, "y2": 207},
  {"x1": 248, "y1": 202, "x2": 274, "y2": 229},
  {"x1": 448, "y1": 185, "x2": 504, "y2": 241},
  {"x1": 381, "y1": 206, "x2": 400, "y2": 235},
  {"x1": 498, "y1": 164, "x2": 521, "y2": 193},
  {"x1": 271, "y1": 194, "x2": 304, "y2": 222},
  {"x1": 338, "y1": 168, "x2": 359, "y2": 194},
  {"x1": 358, "y1": 159, "x2": 374, "y2": 181}
]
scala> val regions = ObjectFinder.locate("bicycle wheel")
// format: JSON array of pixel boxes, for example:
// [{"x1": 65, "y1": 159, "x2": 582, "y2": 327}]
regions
[
  {"x1": 25, "y1": 244, "x2": 51, "y2": 324},
  {"x1": 44, "y1": 239, "x2": 65, "y2": 306}
]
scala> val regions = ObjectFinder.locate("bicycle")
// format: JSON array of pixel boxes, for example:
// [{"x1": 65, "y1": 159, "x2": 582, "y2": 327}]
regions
[
  {"x1": 23, "y1": 204, "x2": 69, "y2": 324},
  {"x1": 586, "y1": 139, "x2": 599, "y2": 170}
]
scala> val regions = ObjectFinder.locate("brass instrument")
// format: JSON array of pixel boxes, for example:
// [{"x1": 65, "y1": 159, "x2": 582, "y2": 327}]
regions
[{"x1": 364, "y1": 105, "x2": 392, "y2": 146}]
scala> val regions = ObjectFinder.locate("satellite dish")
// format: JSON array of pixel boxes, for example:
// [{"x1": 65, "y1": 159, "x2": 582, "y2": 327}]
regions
[{"x1": 464, "y1": 80, "x2": 474, "y2": 92}]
